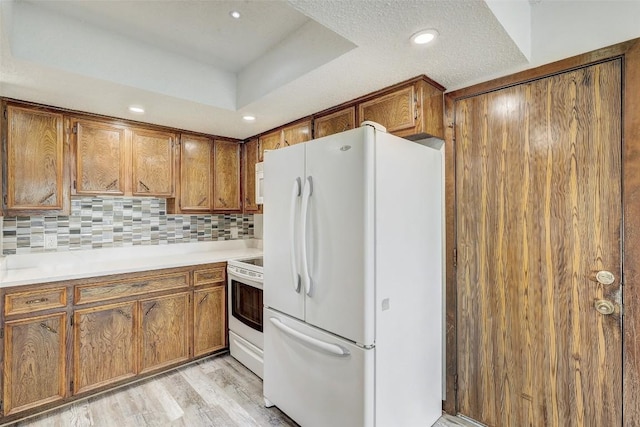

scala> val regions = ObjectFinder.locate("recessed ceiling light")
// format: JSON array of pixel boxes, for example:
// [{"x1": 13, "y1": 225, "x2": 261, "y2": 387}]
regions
[
  {"x1": 230, "y1": 10, "x2": 241, "y2": 19},
  {"x1": 411, "y1": 29, "x2": 439, "y2": 45},
  {"x1": 128, "y1": 105, "x2": 145, "y2": 114},
  {"x1": 242, "y1": 115, "x2": 256, "y2": 122}
]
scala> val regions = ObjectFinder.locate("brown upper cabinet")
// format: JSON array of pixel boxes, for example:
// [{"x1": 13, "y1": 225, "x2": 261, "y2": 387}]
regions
[
  {"x1": 258, "y1": 119, "x2": 312, "y2": 161},
  {"x1": 177, "y1": 134, "x2": 214, "y2": 213},
  {"x1": 314, "y1": 107, "x2": 356, "y2": 139},
  {"x1": 213, "y1": 140, "x2": 242, "y2": 212},
  {"x1": 131, "y1": 128, "x2": 175, "y2": 197},
  {"x1": 258, "y1": 130, "x2": 281, "y2": 162},
  {"x1": 72, "y1": 119, "x2": 126, "y2": 195},
  {"x1": 283, "y1": 119, "x2": 312, "y2": 147},
  {"x1": 242, "y1": 138, "x2": 261, "y2": 213},
  {"x1": 3, "y1": 104, "x2": 69, "y2": 215},
  {"x1": 358, "y1": 78, "x2": 444, "y2": 140},
  {"x1": 71, "y1": 118, "x2": 176, "y2": 198}
]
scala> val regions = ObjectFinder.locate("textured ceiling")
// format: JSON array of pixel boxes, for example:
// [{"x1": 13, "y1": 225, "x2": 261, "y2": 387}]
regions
[{"x1": 1, "y1": 0, "x2": 639, "y2": 140}]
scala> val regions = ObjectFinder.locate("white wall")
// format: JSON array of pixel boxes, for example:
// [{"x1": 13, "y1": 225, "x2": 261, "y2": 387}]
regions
[
  {"x1": 531, "y1": 1, "x2": 640, "y2": 65},
  {"x1": 486, "y1": 0, "x2": 531, "y2": 61}
]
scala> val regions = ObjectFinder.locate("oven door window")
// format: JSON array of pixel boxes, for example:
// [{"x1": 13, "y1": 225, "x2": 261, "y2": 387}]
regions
[{"x1": 231, "y1": 279, "x2": 263, "y2": 332}]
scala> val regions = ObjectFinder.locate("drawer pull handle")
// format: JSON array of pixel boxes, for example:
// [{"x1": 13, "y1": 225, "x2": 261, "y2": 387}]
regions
[
  {"x1": 117, "y1": 309, "x2": 132, "y2": 320},
  {"x1": 199, "y1": 294, "x2": 209, "y2": 304},
  {"x1": 26, "y1": 298, "x2": 49, "y2": 304},
  {"x1": 145, "y1": 302, "x2": 157, "y2": 316},
  {"x1": 39, "y1": 323, "x2": 58, "y2": 334},
  {"x1": 138, "y1": 180, "x2": 150, "y2": 192},
  {"x1": 198, "y1": 197, "x2": 207, "y2": 206},
  {"x1": 131, "y1": 282, "x2": 148, "y2": 288}
]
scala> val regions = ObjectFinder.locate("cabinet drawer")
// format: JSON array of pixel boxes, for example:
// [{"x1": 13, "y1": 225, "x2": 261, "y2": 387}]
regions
[
  {"x1": 75, "y1": 272, "x2": 189, "y2": 304},
  {"x1": 5, "y1": 287, "x2": 67, "y2": 316},
  {"x1": 194, "y1": 266, "x2": 226, "y2": 286}
]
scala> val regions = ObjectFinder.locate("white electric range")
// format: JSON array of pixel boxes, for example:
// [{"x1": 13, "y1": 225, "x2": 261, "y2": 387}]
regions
[{"x1": 227, "y1": 256, "x2": 264, "y2": 378}]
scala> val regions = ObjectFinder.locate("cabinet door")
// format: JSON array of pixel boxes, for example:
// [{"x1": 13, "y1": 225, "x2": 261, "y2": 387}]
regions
[
  {"x1": 179, "y1": 134, "x2": 213, "y2": 212},
  {"x1": 282, "y1": 120, "x2": 312, "y2": 147},
  {"x1": 213, "y1": 140, "x2": 241, "y2": 212},
  {"x1": 73, "y1": 119, "x2": 126, "y2": 195},
  {"x1": 131, "y1": 129, "x2": 175, "y2": 197},
  {"x1": 258, "y1": 130, "x2": 282, "y2": 162},
  {"x1": 73, "y1": 302, "x2": 136, "y2": 394},
  {"x1": 242, "y1": 138, "x2": 261, "y2": 213},
  {"x1": 358, "y1": 86, "x2": 417, "y2": 134},
  {"x1": 139, "y1": 292, "x2": 190, "y2": 373},
  {"x1": 415, "y1": 79, "x2": 444, "y2": 139},
  {"x1": 193, "y1": 285, "x2": 226, "y2": 357},
  {"x1": 314, "y1": 107, "x2": 356, "y2": 139},
  {"x1": 5, "y1": 105, "x2": 67, "y2": 213},
  {"x1": 4, "y1": 313, "x2": 67, "y2": 415}
]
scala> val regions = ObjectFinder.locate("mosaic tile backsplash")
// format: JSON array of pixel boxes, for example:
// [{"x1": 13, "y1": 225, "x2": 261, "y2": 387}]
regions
[{"x1": 2, "y1": 197, "x2": 254, "y2": 255}]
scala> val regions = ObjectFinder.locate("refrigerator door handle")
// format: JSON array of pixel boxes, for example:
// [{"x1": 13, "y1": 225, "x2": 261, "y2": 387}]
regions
[
  {"x1": 290, "y1": 177, "x2": 302, "y2": 293},
  {"x1": 269, "y1": 317, "x2": 350, "y2": 356},
  {"x1": 300, "y1": 176, "x2": 313, "y2": 295}
]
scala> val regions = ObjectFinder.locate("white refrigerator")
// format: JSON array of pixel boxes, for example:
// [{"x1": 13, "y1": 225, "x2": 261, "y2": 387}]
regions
[{"x1": 263, "y1": 124, "x2": 442, "y2": 427}]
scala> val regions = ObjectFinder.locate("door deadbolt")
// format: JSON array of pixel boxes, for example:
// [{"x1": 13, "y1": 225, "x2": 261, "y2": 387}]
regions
[
  {"x1": 594, "y1": 299, "x2": 615, "y2": 315},
  {"x1": 595, "y1": 270, "x2": 615, "y2": 285}
]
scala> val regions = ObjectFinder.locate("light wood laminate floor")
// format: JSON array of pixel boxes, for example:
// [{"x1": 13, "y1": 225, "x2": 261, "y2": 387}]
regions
[{"x1": 5, "y1": 354, "x2": 479, "y2": 427}]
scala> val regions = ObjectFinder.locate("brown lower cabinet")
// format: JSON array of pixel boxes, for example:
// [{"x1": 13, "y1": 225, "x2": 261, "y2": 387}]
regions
[
  {"x1": 193, "y1": 285, "x2": 226, "y2": 357},
  {"x1": 0, "y1": 262, "x2": 227, "y2": 422},
  {"x1": 73, "y1": 301, "x2": 137, "y2": 394},
  {"x1": 3, "y1": 312, "x2": 67, "y2": 415},
  {"x1": 139, "y1": 292, "x2": 190, "y2": 373}
]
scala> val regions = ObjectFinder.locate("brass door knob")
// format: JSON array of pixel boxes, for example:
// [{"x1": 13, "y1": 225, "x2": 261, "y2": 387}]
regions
[{"x1": 594, "y1": 299, "x2": 615, "y2": 315}]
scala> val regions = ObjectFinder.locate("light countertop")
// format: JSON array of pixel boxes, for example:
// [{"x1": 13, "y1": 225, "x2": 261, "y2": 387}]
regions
[{"x1": 0, "y1": 240, "x2": 263, "y2": 288}]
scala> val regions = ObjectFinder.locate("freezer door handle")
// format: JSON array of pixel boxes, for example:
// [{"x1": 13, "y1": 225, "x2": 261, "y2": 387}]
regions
[
  {"x1": 300, "y1": 176, "x2": 313, "y2": 296},
  {"x1": 269, "y1": 317, "x2": 350, "y2": 357},
  {"x1": 290, "y1": 177, "x2": 302, "y2": 293}
]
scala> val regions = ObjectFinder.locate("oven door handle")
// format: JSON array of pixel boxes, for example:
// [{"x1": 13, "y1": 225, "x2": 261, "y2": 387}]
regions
[
  {"x1": 228, "y1": 268, "x2": 261, "y2": 284},
  {"x1": 290, "y1": 177, "x2": 302, "y2": 293},
  {"x1": 269, "y1": 317, "x2": 350, "y2": 356}
]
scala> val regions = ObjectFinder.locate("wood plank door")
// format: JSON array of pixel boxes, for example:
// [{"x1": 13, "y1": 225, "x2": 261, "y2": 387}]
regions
[{"x1": 455, "y1": 59, "x2": 622, "y2": 426}]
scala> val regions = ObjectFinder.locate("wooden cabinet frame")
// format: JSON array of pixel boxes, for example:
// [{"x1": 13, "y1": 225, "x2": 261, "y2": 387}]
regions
[
  {"x1": 257, "y1": 119, "x2": 312, "y2": 162},
  {"x1": 242, "y1": 138, "x2": 261, "y2": 213},
  {"x1": 71, "y1": 119, "x2": 127, "y2": 196},
  {"x1": 0, "y1": 262, "x2": 228, "y2": 423},
  {"x1": 213, "y1": 140, "x2": 242, "y2": 213},
  {"x1": 314, "y1": 107, "x2": 356, "y2": 139},
  {"x1": 2, "y1": 102, "x2": 70, "y2": 215}
]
